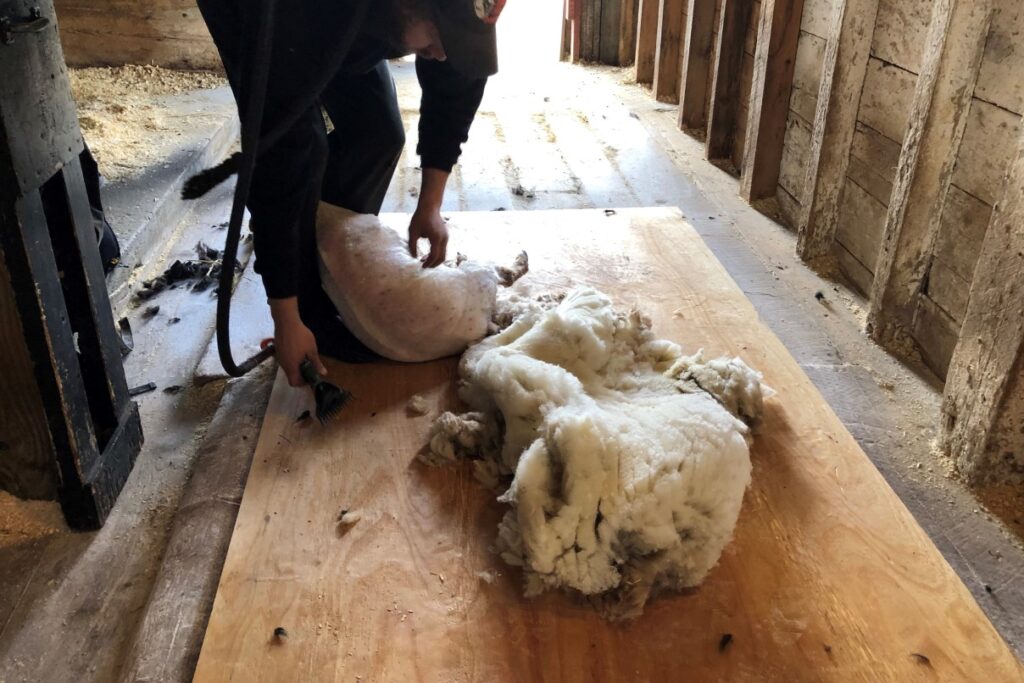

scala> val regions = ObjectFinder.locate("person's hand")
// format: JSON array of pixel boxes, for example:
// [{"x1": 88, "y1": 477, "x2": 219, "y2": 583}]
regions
[
  {"x1": 408, "y1": 207, "x2": 449, "y2": 268},
  {"x1": 268, "y1": 297, "x2": 326, "y2": 387}
]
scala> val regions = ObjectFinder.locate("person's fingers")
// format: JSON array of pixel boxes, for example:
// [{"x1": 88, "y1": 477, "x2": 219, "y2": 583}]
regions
[
  {"x1": 424, "y1": 242, "x2": 439, "y2": 268},
  {"x1": 284, "y1": 361, "x2": 304, "y2": 387},
  {"x1": 408, "y1": 226, "x2": 419, "y2": 258},
  {"x1": 308, "y1": 348, "x2": 328, "y2": 377}
]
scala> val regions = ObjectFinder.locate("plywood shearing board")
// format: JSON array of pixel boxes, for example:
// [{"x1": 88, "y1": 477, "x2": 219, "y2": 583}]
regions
[{"x1": 194, "y1": 208, "x2": 1023, "y2": 682}]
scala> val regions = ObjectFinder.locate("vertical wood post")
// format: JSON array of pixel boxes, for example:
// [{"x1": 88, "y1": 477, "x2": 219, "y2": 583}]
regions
[
  {"x1": 635, "y1": 0, "x2": 661, "y2": 83},
  {"x1": 795, "y1": 0, "x2": 880, "y2": 260},
  {"x1": 600, "y1": 0, "x2": 624, "y2": 64},
  {"x1": 565, "y1": 0, "x2": 583, "y2": 62},
  {"x1": 653, "y1": 0, "x2": 687, "y2": 102},
  {"x1": 740, "y1": 0, "x2": 805, "y2": 201},
  {"x1": 677, "y1": 0, "x2": 717, "y2": 131},
  {"x1": 581, "y1": 0, "x2": 600, "y2": 60},
  {"x1": 705, "y1": 0, "x2": 755, "y2": 156},
  {"x1": 619, "y1": 0, "x2": 640, "y2": 66},
  {"x1": 867, "y1": 0, "x2": 994, "y2": 347},
  {"x1": 941, "y1": 124, "x2": 1024, "y2": 485}
]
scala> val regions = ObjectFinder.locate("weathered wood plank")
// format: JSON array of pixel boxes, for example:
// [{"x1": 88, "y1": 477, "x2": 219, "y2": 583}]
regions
[
  {"x1": 868, "y1": 0, "x2": 994, "y2": 352},
  {"x1": 933, "y1": 184, "x2": 993, "y2": 282},
  {"x1": 566, "y1": 0, "x2": 583, "y2": 62},
  {"x1": 924, "y1": 259, "x2": 970, "y2": 324},
  {"x1": 777, "y1": 111, "x2": 811, "y2": 198},
  {"x1": 600, "y1": 0, "x2": 623, "y2": 64},
  {"x1": 618, "y1": 0, "x2": 641, "y2": 65},
  {"x1": 635, "y1": 0, "x2": 661, "y2": 83},
  {"x1": 731, "y1": 51, "x2": 755, "y2": 169},
  {"x1": 0, "y1": 250, "x2": 57, "y2": 498},
  {"x1": 975, "y1": 0, "x2": 1024, "y2": 115},
  {"x1": 942, "y1": 124, "x2": 1024, "y2": 484},
  {"x1": 581, "y1": 0, "x2": 600, "y2": 60},
  {"x1": 856, "y1": 59, "x2": 918, "y2": 144},
  {"x1": 913, "y1": 294, "x2": 960, "y2": 380},
  {"x1": 653, "y1": 0, "x2": 687, "y2": 102},
  {"x1": 869, "y1": 0, "x2": 936, "y2": 75},
  {"x1": 678, "y1": 0, "x2": 718, "y2": 131},
  {"x1": 788, "y1": 30, "x2": 826, "y2": 125},
  {"x1": 795, "y1": 0, "x2": 881, "y2": 260},
  {"x1": 740, "y1": 0, "x2": 807, "y2": 201},
  {"x1": 54, "y1": 0, "x2": 219, "y2": 69},
  {"x1": 704, "y1": 0, "x2": 755, "y2": 156},
  {"x1": 798, "y1": 0, "x2": 833, "y2": 38},
  {"x1": 193, "y1": 208, "x2": 1024, "y2": 682},
  {"x1": 836, "y1": 176, "x2": 887, "y2": 276},
  {"x1": 951, "y1": 100, "x2": 1022, "y2": 206}
]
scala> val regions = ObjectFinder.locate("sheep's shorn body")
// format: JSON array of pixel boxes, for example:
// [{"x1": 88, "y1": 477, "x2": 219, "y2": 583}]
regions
[
  {"x1": 317, "y1": 205, "x2": 528, "y2": 362},
  {"x1": 425, "y1": 288, "x2": 767, "y2": 619}
]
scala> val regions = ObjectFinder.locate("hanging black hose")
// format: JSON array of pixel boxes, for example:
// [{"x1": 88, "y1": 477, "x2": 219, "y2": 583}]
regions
[
  {"x1": 214, "y1": 0, "x2": 278, "y2": 376},
  {"x1": 198, "y1": 0, "x2": 371, "y2": 377}
]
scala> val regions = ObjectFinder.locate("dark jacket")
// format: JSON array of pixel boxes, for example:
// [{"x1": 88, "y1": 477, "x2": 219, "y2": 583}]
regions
[{"x1": 197, "y1": 0, "x2": 487, "y2": 300}]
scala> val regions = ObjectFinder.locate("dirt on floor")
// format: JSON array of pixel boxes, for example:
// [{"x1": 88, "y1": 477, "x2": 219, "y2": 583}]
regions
[{"x1": 69, "y1": 65, "x2": 227, "y2": 181}]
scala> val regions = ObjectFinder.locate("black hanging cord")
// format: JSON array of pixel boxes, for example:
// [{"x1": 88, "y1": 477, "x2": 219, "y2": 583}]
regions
[
  {"x1": 212, "y1": 0, "x2": 370, "y2": 377},
  {"x1": 216, "y1": 0, "x2": 278, "y2": 376}
]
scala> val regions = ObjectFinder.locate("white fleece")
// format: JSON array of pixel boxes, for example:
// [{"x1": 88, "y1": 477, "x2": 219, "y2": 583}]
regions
[
  {"x1": 316, "y1": 204, "x2": 527, "y2": 362},
  {"x1": 424, "y1": 287, "x2": 767, "y2": 619}
]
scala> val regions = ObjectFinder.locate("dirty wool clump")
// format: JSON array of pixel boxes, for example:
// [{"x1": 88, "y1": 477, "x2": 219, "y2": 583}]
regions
[{"x1": 423, "y1": 288, "x2": 767, "y2": 619}]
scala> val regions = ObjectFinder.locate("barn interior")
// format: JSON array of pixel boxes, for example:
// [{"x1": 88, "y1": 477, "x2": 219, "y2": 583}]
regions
[{"x1": 1, "y1": 0, "x2": 1023, "y2": 680}]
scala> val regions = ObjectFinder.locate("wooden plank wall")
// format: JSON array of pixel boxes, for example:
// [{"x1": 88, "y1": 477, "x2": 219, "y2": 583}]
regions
[
  {"x1": 53, "y1": 0, "x2": 220, "y2": 69},
  {"x1": 900, "y1": 0, "x2": 1023, "y2": 377},
  {"x1": 0, "y1": 255, "x2": 58, "y2": 499},
  {"x1": 608, "y1": 0, "x2": 1024, "y2": 482},
  {"x1": 571, "y1": 0, "x2": 640, "y2": 65}
]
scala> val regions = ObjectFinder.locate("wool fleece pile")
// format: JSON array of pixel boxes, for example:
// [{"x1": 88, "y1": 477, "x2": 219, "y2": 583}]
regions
[{"x1": 424, "y1": 288, "x2": 768, "y2": 619}]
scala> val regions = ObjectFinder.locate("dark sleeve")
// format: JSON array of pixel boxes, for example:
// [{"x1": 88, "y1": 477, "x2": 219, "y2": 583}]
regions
[
  {"x1": 415, "y1": 58, "x2": 487, "y2": 172},
  {"x1": 247, "y1": 108, "x2": 324, "y2": 300}
]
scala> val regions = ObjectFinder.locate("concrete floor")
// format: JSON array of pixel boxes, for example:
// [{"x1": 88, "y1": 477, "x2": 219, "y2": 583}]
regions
[{"x1": 1, "y1": 8, "x2": 1022, "y2": 679}]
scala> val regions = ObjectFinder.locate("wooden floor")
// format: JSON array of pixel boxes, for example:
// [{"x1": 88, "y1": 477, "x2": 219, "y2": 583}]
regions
[{"x1": 193, "y1": 209, "x2": 1023, "y2": 682}]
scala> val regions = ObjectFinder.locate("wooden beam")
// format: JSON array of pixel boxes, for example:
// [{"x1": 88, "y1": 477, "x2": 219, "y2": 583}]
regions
[
  {"x1": 867, "y1": 0, "x2": 994, "y2": 350},
  {"x1": 635, "y1": 0, "x2": 661, "y2": 83},
  {"x1": 653, "y1": 0, "x2": 687, "y2": 102},
  {"x1": 618, "y1": 0, "x2": 640, "y2": 66},
  {"x1": 795, "y1": 0, "x2": 881, "y2": 260},
  {"x1": 739, "y1": 0, "x2": 806, "y2": 201},
  {"x1": 562, "y1": 0, "x2": 580, "y2": 62},
  {"x1": 941, "y1": 125, "x2": 1024, "y2": 485},
  {"x1": 676, "y1": 0, "x2": 717, "y2": 131},
  {"x1": 704, "y1": 0, "x2": 755, "y2": 156},
  {"x1": 581, "y1": 0, "x2": 600, "y2": 61}
]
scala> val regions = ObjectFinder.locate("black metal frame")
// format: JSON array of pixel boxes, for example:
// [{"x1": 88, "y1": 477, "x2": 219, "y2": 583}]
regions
[{"x1": 0, "y1": 0, "x2": 142, "y2": 529}]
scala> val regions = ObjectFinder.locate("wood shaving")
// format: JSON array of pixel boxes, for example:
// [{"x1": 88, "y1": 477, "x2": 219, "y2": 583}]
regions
[
  {"x1": 69, "y1": 65, "x2": 227, "y2": 181},
  {"x1": 0, "y1": 491, "x2": 68, "y2": 548}
]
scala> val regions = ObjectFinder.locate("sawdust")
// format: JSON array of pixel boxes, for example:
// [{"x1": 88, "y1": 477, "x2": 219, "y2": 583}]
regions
[
  {"x1": 977, "y1": 484, "x2": 1024, "y2": 546},
  {"x1": 69, "y1": 65, "x2": 227, "y2": 182},
  {"x1": 0, "y1": 491, "x2": 68, "y2": 548}
]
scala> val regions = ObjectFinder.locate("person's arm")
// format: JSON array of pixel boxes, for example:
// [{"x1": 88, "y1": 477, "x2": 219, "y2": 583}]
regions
[{"x1": 412, "y1": 57, "x2": 487, "y2": 267}]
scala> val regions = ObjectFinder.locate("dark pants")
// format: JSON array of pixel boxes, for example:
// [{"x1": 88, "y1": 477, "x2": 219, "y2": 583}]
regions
[{"x1": 197, "y1": 0, "x2": 405, "y2": 362}]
